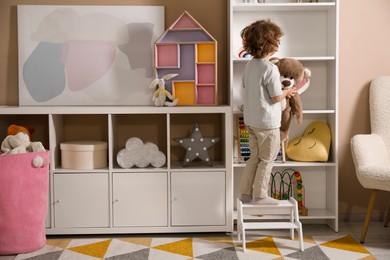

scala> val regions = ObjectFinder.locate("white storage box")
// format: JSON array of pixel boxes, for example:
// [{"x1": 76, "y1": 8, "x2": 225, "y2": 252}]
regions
[{"x1": 60, "y1": 141, "x2": 107, "y2": 170}]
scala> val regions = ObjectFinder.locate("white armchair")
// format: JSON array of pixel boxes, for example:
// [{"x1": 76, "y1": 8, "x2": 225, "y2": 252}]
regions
[{"x1": 351, "y1": 76, "x2": 390, "y2": 243}]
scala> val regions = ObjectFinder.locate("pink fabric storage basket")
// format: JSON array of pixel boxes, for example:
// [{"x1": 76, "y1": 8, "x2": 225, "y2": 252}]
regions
[{"x1": 0, "y1": 151, "x2": 49, "y2": 255}]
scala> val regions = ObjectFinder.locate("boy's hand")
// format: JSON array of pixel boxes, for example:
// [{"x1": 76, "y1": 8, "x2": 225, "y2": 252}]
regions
[{"x1": 283, "y1": 87, "x2": 297, "y2": 98}]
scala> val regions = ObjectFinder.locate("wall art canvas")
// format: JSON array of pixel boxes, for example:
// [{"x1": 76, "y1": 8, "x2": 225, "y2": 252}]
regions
[{"x1": 17, "y1": 5, "x2": 164, "y2": 106}]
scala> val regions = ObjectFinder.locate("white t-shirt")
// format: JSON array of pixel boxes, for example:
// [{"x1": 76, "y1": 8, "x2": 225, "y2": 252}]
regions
[{"x1": 243, "y1": 58, "x2": 282, "y2": 129}]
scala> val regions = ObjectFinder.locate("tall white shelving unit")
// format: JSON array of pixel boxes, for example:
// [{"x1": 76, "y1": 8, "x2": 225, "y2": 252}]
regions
[
  {"x1": 0, "y1": 106, "x2": 233, "y2": 234},
  {"x1": 229, "y1": 0, "x2": 339, "y2": 231}
]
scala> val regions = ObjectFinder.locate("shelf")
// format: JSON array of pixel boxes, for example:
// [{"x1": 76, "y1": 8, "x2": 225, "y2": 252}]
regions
[
  {"x1": 233, "y1": 161, "x2": 336, "y2": 168},
  {"x1": 170, "y1": 160, "x2": 226, "y2": 171},
  {"x1": 1, "y1": 105, "x2": 233, "y2": 234},
  {"x1": 229, "y1": 0, "x2": 338, "y2": 232},
  {"x1": 0, "y1": 105, "x2": 231, "y2": 115},
  {"x1": 53, "y1": 168, "x2": 109, "y2": 173},
  {"x1": 112, "y1": 167, "x2": 168, "y2": 172},
  {"x1": 232, "y1": 3, "x2": 336, "y2": 12},
  {"x1": 233, "y1": 56, "x2": 336, "y2": 62},
  {"x1": 233, "y1": 109, "x2": 335, "y2": 115}
]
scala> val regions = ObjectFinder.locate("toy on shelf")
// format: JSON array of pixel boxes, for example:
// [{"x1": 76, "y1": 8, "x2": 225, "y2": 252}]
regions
[
  {"x1": 286, "y1": 121, "x2": 331, "y2": 162},
  {"x1": 238, "y1": 116, "x2": 250, "y2": 162},
  {"x1": 149, "y1": 73, "x2": 179, "y2": 106},
  {"x1": 237, "y1": 48, "x2": 252, "y2": 59},
  {"x1": 1, "y1": 125, "x2": 46, "y2": 157},
  {"x1": 154, "y1": 11, "x2": 217, "y2": 105},
  {"x1": 7, "y1": 124, "x2": 35, "y2": 141},
  {"x1": 174, "y1": 122, "x2": 220, "y2": 167},
  {"x1": 237, "y1": 40, "x2": 252, "y2": 59},
  {"x1": 117, "y1": 137, "x2": 166, "y2": 168},
  {"x1": 270, "y1": 168, "x2": 308, "y2": 216},
  {"x1": 270, "y1": 57, "x2": 311, "y2": 162},
  {"x1": 270, "y1": 57, "x2": 311, "y2": 141}
]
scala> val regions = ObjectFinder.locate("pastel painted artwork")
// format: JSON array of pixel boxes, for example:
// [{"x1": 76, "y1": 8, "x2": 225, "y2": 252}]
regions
[{"x1": 18, "y1": 5, "x2": 164, "y2": 105}]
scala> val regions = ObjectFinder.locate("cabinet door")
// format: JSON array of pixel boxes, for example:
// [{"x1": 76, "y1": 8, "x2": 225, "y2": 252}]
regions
[
  {"x1": 113, "y1": 172, "x2": 168, "y2": 227},
  {"x1": 171, "y1": 171, "x2": 225, "y2": 226},
  {"x1": 54, "y1": 173, "x2": 109, "y2": 228}
]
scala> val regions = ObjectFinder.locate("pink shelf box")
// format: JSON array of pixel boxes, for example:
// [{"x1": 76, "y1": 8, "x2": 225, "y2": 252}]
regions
[
  {"x1": 171, "y1": 12, "x2": 200, "y2": 29},
  {"x1": 197, "y1": 64, "x2": 215, "y2": 84},
  {"x1": 197, "y1": 85, "x2": 216, "y2": 105},
  {"x1": 156, "y1": 44, "x2": 179, "y2": 68}
]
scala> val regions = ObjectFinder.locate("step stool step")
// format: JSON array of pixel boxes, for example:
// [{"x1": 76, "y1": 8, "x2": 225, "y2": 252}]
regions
[
  {"x1": 243, "y1": 222, "x2": 300, "y2": 230},
  {"x1": 241, "y1": 199, "x2": 296, "y2": 215}
]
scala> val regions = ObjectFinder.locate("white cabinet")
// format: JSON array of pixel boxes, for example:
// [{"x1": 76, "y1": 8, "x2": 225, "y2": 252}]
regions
[
  {"x1": 171, "y1": 171, "x2": 226, "y2": 226},
  {"x1": 0, "y1": 106, "x2": 233, "y2": 234},
  {"x1": 113, "y1": 172, "x2": 168, "y2": 227},
  {"x1": 229, "y1": 0, "x2": 339, "y2": 231},
  {"x1": 53, "y1": 173, "x2": 109, "y2": 228}
]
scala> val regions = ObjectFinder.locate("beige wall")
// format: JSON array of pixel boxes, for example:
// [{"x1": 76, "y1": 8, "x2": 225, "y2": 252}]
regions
[
  {"x1": 339, "y1": 0, "x2": 390, "y2": 220},
  {"x1": 0, "y1": 0, "x2": 389, "y2": 219}
]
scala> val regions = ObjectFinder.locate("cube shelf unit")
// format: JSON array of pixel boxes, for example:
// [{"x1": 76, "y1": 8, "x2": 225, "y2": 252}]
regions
[
  {"x1": 0, "y1": 106, "x2": 233, "y2": 234},
  {"x1": 229, "y1": 0, "x2": 339, "y2": 231},
  {"x1": 154, "y1": 11, "x2": 217, "y2": 105}
]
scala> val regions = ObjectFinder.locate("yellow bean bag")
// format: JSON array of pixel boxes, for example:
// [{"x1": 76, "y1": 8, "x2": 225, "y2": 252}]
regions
[{"x1": 286, "y1": 121, "x2": 331, "y2": 162}]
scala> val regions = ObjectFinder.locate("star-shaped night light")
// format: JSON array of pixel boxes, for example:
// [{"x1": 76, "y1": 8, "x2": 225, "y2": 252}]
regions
[{"x1": 174, "y1": 122, "x2": 220, "y2": 167}]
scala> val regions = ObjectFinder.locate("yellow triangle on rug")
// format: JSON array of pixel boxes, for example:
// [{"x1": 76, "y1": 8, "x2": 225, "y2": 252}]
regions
[
  {"x1": 68, "y1": 239, "x2": 112, "y2": 258},
  {"x1": 244, "y1": 236, "x2": 282, "y2": 255},
  {"x1": 153, "y1": 237, "x2": 193, "y2": 257},
  {"x1": 321, "y1": 235, "x2": 370, "y2": 254}
]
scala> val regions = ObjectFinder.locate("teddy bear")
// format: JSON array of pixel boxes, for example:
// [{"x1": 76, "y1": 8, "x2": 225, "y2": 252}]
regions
[{"x1": 270, "y1": 57, "x2": 311, "y2": 142}]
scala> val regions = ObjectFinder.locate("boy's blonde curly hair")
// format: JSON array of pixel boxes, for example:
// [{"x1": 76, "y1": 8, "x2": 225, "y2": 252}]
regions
[{"x1": 241, "y1": 19, "x2": 283, "y2": 59}]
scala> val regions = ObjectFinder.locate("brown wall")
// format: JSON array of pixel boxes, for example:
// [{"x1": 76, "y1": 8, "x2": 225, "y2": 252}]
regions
[
  {"x1": 0, "y1": 0, "x2": 227, "y2": 105},
  {"x1": 1, "y1": 0, "x2": 389, "y2": 220}
]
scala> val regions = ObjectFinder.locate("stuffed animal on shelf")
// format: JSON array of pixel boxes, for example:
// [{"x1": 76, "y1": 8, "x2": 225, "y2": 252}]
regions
[
  {"x1": 1, "y1": 124, "x2": 46, "y2": 157},
  {"x1": 286, "y1": 121, "x2": 331, "y2": 162},
  {"x1": 270, "y1": 57, "x2": 311, "y2": 142},
  {"x1": 149, "y1": 73, "x2": 179, "y2": 107},
  {"x1": 7, "y1": 124, "x2": 35, "y2": 141},
  {"x1": 1, "y1": 132, "x2": 45, "y2": 155}
]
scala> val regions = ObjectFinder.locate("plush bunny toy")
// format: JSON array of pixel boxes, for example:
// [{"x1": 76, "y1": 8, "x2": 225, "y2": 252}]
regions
[{"x1": 149, "y1": 74, "x2": 179, "y2": 107}]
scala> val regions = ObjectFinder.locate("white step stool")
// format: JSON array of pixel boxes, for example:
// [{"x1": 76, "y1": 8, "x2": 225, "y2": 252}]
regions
[{"x1": 237, "y1": 197, "x2": 304, "y2": 252}]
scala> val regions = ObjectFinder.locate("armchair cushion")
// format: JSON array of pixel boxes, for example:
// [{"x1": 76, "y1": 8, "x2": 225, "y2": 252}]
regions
[{"x1": 351, "y1": 134, "x2": 390, "y2": 191}]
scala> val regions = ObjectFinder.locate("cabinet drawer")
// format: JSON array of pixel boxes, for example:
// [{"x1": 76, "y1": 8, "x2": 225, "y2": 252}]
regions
[
  {"x1": 113, "y1": 172, "x2": 168, "y2": 227},
  {"x1": 53, "y1": 173, "x2": 109, "y2": 228},
  {"x1": 171, "y1": 171, "x2": 225, "y2": 226}
]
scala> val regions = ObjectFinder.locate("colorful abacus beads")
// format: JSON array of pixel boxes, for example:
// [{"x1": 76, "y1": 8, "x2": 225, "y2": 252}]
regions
[
  {"x1": 239, "y1": 116, "x2": 250, "y2": 161},
  {"x1": 294, "y1": 171, "x2": 304, "y2": 208}
]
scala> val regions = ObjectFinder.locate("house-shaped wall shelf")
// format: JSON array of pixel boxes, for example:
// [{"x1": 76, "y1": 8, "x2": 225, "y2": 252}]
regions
[{"x1": 154, "y1": 11, "x2": 217, "y2": 105}]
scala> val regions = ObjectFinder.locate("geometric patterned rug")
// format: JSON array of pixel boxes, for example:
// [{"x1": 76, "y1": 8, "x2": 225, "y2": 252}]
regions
[{"x1": 15, "y1": 234, "x2": 375, "y2": 260}]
